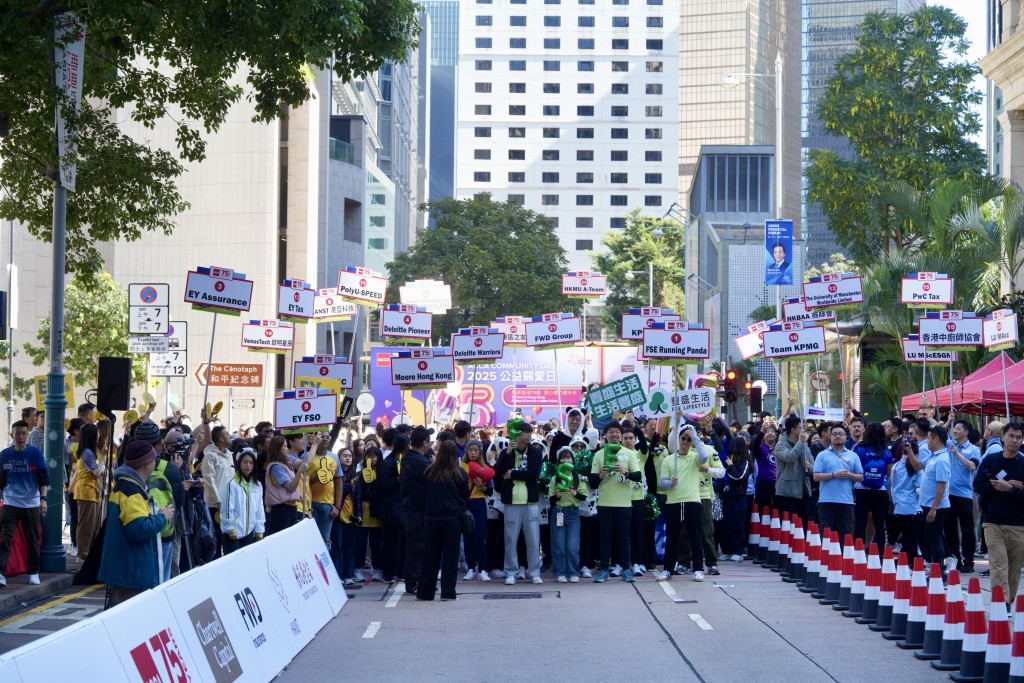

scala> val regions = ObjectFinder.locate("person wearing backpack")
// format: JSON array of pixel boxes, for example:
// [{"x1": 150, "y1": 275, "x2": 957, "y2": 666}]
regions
[
  {"x1": 853, "y1": 423, "x2": 893, "y2": 554},
  {"x1": 134, "y1": 420, "x2": 184, "y2": 581}
]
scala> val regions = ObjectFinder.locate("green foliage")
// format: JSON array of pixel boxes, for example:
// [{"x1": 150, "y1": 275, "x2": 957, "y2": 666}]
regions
[
  {"x1": 384, "y1": 195, "x2": 579, "y2": 341},
  {"x1": 748, "y1": 304, "x2": 776, "y2": 324},
  {"x1": 23, "y1": 273, "x2": 146, "y2": 388},
  {"x1": 0, "y1": 1, "x2": 421, "y2": 274},
  {"x1": 804, "y1": 253, "x2": 860, "y2": 280},
  {"x1": 805, "y1": 6, "x2": 986, "y2": 262},
  {"x1": 0, "y1": 341, "x2": 36, "y2": 402},
  {"x1": 592, "y1": 210, "x2": 685, "y2": 335}
]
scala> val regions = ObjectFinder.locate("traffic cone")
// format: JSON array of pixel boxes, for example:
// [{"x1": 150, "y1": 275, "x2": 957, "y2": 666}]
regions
[
  {"x1": 757, "y1": 509, "x2": 770, "y2": 564},
  {"x1": 820, "y1": 531, "x2": 843, "y2": 605},
  {"x1": 775, "y1": 512, "x2": 791, "y2": 575},
  {"x1": 1008, "y1": 593, "x2": 1024, "y2": 682},
  {"x1": 869, "y1": 547, "x2": 898, "y2": 632},
  {"x1": 832, "y1": 535, "x2": 855, "y2": 611},
  {"x1": 784, "y1": 516, "x2": 806, "y2": 584},
  {"x1": 896, "y1": 557, "x2": 929, "y2": 649},
  {"x1": 949, "y1": 578, "x2": 987, "y2": 681},
  {"x1": 914, "y1": 565, "x2": 950, "y2": 659},
  {"x1": 856, "y1": 543, "x2": 882, "y2": 624},
  {"x1": 798, "y1": 522, "x2": 820, "y2": 593},
  {"x1": 843, "y1": 539, "x2": 868, "y2": 618},
  {"x1": 811, "y1": 529, "x2": 831, "y2": 599},
  {"x1": 766, "y1": 510, "x2": 781, "y2": 570},
  {"x1": 747, "y1": 504, "x2": 760, "y2": 562},
  {"x1": 883, "y1": 553, "x2": 913, "y2": 640},
  {"x1": 931, "y1": 572, "x2": 966, "y2": 671},
  {"x1": 982, "y1": 585, "x2": 1012, "y2": 683}
]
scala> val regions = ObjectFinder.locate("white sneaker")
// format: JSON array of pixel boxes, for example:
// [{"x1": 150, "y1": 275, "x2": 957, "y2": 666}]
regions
[
  {"x1": 531, "y1": 576, "x2": 543, "y2": 585},
  {"x1": 632, "y1": 564, "x2": 645, "y2": 577},
  {"x1": 517, "y1": 568, "x2": 527, "y2": 580},
  {"x1": 638, "y1": 564, "x2": 648, "y2": 574},
  {"x1": 464, "y1": 570, "x2": 477, "y2": 581},
  {"x1": 342, "y1": 578, "x2": 355, "y2": 586},
  {"x1": 371, "y1": 569, "x2": 384, "y2": 582},
  {"x1": 69, "y1": 546, "x2": 78, "y2": 558},
  {"x1": 694, "y1": 571, "x2": 705, "y2": 582},
  {"x1": 569, "y1": 576, "x2": 580, "y2": 583},
  {"x1": 28, "y1": 574, "x2": 40, "y2": 586},
  {"x1": 354, "y1": 570, "x2": 365, "y2": 582},
  {"x1": 610, "y1": 564, "x2": 623, "y2": 577},
  {"x1": 557, "y1": 575, "x2": 568, "y2": 583},
  {"x1": 581, "y1": 566, "x2": 592, "y2": 578},
  {"x1": 437, "y1": 571, "x2": 442, "y2": 580},
  {"x1": 479, "y1": 571, "x2": 491, "y2": 582},
  {"x1": 658, "y1": 570, "x2": 672, "y2": 581},
  {"x1": 491, "y1": 569, "x2": 507, "y2": 578},
  {"x1": 944, "y1": 556, "x2": 958, "y2": 573},
  {"x1": 505, "y1": 575, "x2": 516, "y2": 586},
  {"x1": 0, "y1": 574, "x2": 6, "y2": 587}
]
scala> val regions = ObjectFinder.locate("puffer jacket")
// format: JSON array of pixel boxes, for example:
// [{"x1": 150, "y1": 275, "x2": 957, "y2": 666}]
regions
[
  {"x1": 98, "y1": 465, "x2": 166, "y2": 591},
  {"x1": 221, "y1": 475, "x2": 266, "y2": 537}
]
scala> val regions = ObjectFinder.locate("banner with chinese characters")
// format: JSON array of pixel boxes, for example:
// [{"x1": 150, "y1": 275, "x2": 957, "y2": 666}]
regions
[
  {"x1": 586, "y1": 374, "x2": 647, "y2": 419},
  {"x1": 918, "y1": 310, "x2": 984, "y2": 350}
]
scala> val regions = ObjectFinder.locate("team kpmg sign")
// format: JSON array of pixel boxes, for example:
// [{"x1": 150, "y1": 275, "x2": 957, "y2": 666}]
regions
[
  {"x1": 762, "y1": 321, "x2": 828, "y2": 361},
  {"x1": 185, "y1": 266, "x2": 254, "y2": 315},
  {"x1": 765, "y1": 219, "x2": 794, "y2": 286},
  {"x1": 241, "y1": 319, "x2": 294, "y2": 354},
  {"x1": 901, "y1": 335, "x2": 958, "y2": 364},
  {"x1": 641, "y1": 320, "x2": 711, "y2": 364},
  {"x1": 900, "y1": 272, "x2": 954, "y2": 309},
  {"x1": 380, "y1": 304, "x2": 433, "y2": 342},
  {"x1": 491, "y1": 316, "x2": 528, "y2": 347},
  {"x1": 278, "y1": 278, "x2": 315, "y2": 323},
  {"x1": 451, "y1": 327, "x2": 505, "y2": 365},
  {"x1": 918, "y1": 310, "x2": 984, "y2": 350},
  {"x1": 734, "y1": 319, "x2": 778, "y2": 361},
  {"x1": 620, "y1": 307, "x2": 680, "y2": 341},
  {"x1": 783, "y1": 297, "x2": 836, "y2": 325},
  {"x1": 802, "y1": 272, "x2": 864, "y2": 311},
  {"x1": 525, "y1": 313, "x2": 582, "y2": 350},
  {"x1": 984, "y1": 309, "x2": 1019, "y2": 351},
  {"x1": 562, "y1": 271, "x2": 608, "y2": 298},
  {"x1": 337, "y1": 266, "x2": 387, "y2": 306},
  {"x1": 390, "y1": 348, "x2": 455, "y2": 390}
]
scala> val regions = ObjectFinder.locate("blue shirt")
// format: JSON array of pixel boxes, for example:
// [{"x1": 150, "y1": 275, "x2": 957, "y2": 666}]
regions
[
  {"x1": 0, "y1": 445, "x2": 48, "y2": 508},
  {"x1": 986, "y1": 438, "x2": 1004, "y2": 457},
  {"x1": 889, "y1": 460, "x2": 922, "y2": 515},
  {"x1": 948, "y1": 439, "x2": 981, "y2": 499},
  {"x1": 916, "y1": 439, "x2": 933, "y2": 469},
  {"x1": 853, "y1": 445, "x2": 893, "y2": 491},
  {"x1": 813, "y1": 447, "x2": 863, "y2": 505},
  {"x1": 919, "y1": 449, "x2": 951, "y2": 510}
]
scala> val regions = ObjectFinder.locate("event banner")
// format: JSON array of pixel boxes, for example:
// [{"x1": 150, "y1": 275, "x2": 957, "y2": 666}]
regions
[
  {"x1": 390, "y1": 348, "x2": 456, "y2": 390},
  {"x1": 562, "y1": 271, "x2": 608, "y2": 298},
  {"x1": 762, "y1": 321, "x2": 828, "y2": 361},
  {"x1": 185, "y1": 266, "x2": 254, "y2": 316},
  {"x1": 380, "y1": 304, "x2": 433, "y2": 342},
  {"x1": 918, "y1": 310, "x2": 984, "y2": 349},
  {"x1": 802, "y1": 272, "x2": 864, "y2": 310},
  {"x1": 641, "y1": 321, "x2": 711, "y2": 364},
  {"x1": 451, "y1": 327, "x2": 505, "y2": 365},
  {"x1": 274, "y1": 387, "x2": 338, "y2": 432},
  {"x1": 783, "y1": 297, "x2": 836, "y2": 325},
  {"x1": 293, "y1": 355, "x2": 355, "y2": 390},
  {"x1": 587, "y1": 373, "x2": 646, "y2": 418},
  {"x1": 900, "y1": 272, "x2": 954, "y2": 309},
  {"x1": 525, "y1": 313, "x2": 582, "y2": 350},
  {"x1": 620, "y1": 307, "x2": 680, "y2": 341},
  {"x1": 399, "y1": 278, "x2": 452, "y2": 314},
  {"x1": 337, "y1": 266, "x2": 387, "y2": 306},
  {"x1": 765, "y1": 219, "x2": 794, "y2": 286},
  {"x1": 901, "y1": 335, "x2": 958, "y2": 364},
  {"x1": 491, "y1": 316, "x2": 528, "y2": 347},
  {"x1": 241, "y1": 319, "x2": 294, "y2": 354},
  {"x1": 984, "y1": 309, "x2": 1019, "y2": 351},
  {"x1": 278, "y1": 278, "x2": 315, "y2": 323},
  {"x1": 313, "y1": 288, "x2": 357, "y2": 322}
]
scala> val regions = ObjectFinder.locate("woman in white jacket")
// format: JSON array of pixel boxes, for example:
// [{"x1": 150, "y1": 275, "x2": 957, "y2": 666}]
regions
[{"x1": 221, "y1": 448, "x2": 266, "y2": 554}]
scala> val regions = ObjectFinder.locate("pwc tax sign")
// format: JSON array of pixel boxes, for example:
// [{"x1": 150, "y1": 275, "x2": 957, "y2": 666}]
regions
[
  {"x1": 491, "y1": 316, "x2": 528, "y2": 347},
  {"x1": 185, "y1": 266, "x2": 254, "y2": 316},
  {"x1": 901, "y1": 272, "x2": 954, "y2": 309},
  {"x1": 620, "y1": 307, "x2": 680, "y2": 341},
  {"x1": 562, "y1": 271, "x2": 608, "y2": 299},
  {"x1": 525, "y1": 313, "x2": 583, "y2": 350},
  {"x1": 984, "y1": 309, "x2": 1019, "y2": 351},
  {"x1": 380, "y1": 304, "x2": 433, "y2": 342},
  {"x1": 275, "y1": 387, "x2": 337, "y2": 432},
  {"x1": 293, "y1": 355, "x2": 355, "y2": 390},
  {"x1": 734, "y1": 318, "x2": 778, "y2": 361},
  {"x1": 918, "y1": 310, "x2": 984, "y2": 350},
  {"x1": 391, "y1": 348, "x2": 455, "y2": 390},
  {"x1": 278, "y1": 278, "x2": 316, "y2": 323},
  {"x1": 451, "y1": 327, "x2": 505, "y2": 365},
  {"x1": 242, "y1": 319, "x2": 294, "y2": 354},
  {"x1": 313, "y1": 287, "x2": 357, "y2": 322},
  {"x1": 802, "y1": 272, "x2": 863, "y2": 311},
  {"x1": 762, "y1": 321, "x2": 828, "y2": 361},
  {"x1": 642, "y1": 320, "x2": 711, "y2": 364},
  {"x1": 337, "y1": 266, "x2": 387, "y2": 306}
]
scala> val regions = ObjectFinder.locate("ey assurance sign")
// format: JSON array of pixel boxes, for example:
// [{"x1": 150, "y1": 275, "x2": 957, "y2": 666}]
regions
[{"x1": 185, "y1": 266, "x2": 253, "y2": 315}]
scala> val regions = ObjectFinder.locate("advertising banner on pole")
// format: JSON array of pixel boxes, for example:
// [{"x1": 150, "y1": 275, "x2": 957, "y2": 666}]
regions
[{"x1": 765, "y1": 219, "x2": 794, "y2": 285}]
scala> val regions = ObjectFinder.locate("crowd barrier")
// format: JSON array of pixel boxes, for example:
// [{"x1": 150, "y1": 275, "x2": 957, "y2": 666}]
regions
[{"x1": 0, "y1": 519, "x2": 346, "y2": 683}]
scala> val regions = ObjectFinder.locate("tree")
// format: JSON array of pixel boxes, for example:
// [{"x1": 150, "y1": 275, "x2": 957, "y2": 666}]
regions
[
  {"x1": 592, "y1": 210, "x2": 684, "y2": 334},
  {"x1": 0, "y1": 341, "x2": 36, "y2": 402},
  {"x1": 24, "y1": 272, "x2": 146, "y2": 388},
  {"x1": 384, "y1": 195, "x2": 580, "y2": 342},
  {"x1": 0, "y1": 2, "x2": 421, "y2": 274},
  {"x1": 805, "y1": 6, "x2": 986, "y2": 263},
  {"x1": 805, "y1": 253, "x2": 860, "y2": 280}
]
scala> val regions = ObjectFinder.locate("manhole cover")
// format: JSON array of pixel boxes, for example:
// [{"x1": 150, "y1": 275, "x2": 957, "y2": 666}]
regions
[{"x1": 483, "y1": 592, "x2": 543, "y2": 600}]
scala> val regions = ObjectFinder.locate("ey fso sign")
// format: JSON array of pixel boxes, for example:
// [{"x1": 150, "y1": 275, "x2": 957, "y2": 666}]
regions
[{"x1": 274, "y1": 388, "x2": 337, "y2": 432}]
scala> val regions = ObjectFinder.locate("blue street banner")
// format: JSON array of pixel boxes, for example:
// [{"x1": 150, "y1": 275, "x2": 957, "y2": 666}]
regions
[{"x1": 765, "y1": 219, "x2": 794, "y2": 286}]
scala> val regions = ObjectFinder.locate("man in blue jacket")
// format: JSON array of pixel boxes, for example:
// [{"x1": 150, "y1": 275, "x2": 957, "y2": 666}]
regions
[
  {"x1": 98, "y1": 440, "x2": 174, "y2": 607},
  {"x1": 0, "y1": 420, "x2": 49, "y2": 587}
]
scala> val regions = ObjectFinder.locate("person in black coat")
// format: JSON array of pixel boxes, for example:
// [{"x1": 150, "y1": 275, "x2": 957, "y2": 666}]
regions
[
  {"x1": 417, "y1": 440, "x2": 469, "y2": 601},
  {"x1": 373, "y1": 434, "x2": 408, "y2": 582}
]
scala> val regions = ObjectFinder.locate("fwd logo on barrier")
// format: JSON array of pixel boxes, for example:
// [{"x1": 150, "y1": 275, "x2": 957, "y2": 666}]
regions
[
  {"x1": 234, "y1": 587, "x2": 268, "y2": 650},
  {"x1": 129, "y1": 627, "x2": 192, "y2": 683}
]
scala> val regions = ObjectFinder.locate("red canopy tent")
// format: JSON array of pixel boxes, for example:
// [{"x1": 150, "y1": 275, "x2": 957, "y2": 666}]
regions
[{"x1": 900, "y1": 351, "x2": 1017, "y2": 413}]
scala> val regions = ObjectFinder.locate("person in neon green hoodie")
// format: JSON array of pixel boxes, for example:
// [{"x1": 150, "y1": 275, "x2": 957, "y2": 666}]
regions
[
  {"x1": 677, "y1": 419, "x2": 725, "y2": 576},
  {"x1": 589, "y1": 421, "x2": 641, "y2": 583},
  {"x1": 658, "y1": 423, "x2": 709, "y2": 581}
]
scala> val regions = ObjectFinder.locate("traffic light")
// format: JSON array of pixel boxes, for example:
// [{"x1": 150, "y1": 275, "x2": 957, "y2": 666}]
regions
[
  {"x1": 744, "y1": 380, "x2": 752, "y2": 392},
  {"x1": 724, "y1": 370, "x2": 738, "y2": 404}
]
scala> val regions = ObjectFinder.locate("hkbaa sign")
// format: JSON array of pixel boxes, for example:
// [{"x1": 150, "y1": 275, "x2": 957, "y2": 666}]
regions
[
  {"x1": 620, "y1": 307, "x2": 680, "y2": 340},
  {"x1": 293, "y1": 356, "x2": 355, "y2": 390},
  {"x1": 313, "y1": 288, "x2": 357, "y2": 322},
  {"x1": 984, "y1": 310, "x2": 1019, "y2": 351},
  {"x1": 901, "y1": 336, "x2": 958, "y2": 364},
  {"x1": 451, "y1": 327, "x2": 505, "y2": 364},
  {"x1": 185, "y1": 266, "x2": 254, "y2": 315},
  {"x1": 275, "y1": 388, "x2": 338, "y2": 432},
  {"x1": 783, "y1": 297, "x2": 836, "y2": 325},
  {"x1": 525, "y1": 314, "x2": 582, "y2": 350},
  {"x1": 242, "y1": 320, "x2": 294, "y2": 354},
  {"x1": 641, "y1": 323, "x2": 711, "y2": 363},
  {"x1": 901, "y1": 273, "x2": 954, "y2": 309},
  {"x1": 918, "y1": 312, "x2": 984, "y2": 349},
  {"x1": 390, "y1": 350, "x2": 455, "y2": 389},
  {"x1": 279, "y1": 279, "x2": 316, "y2": 322},
  {"x1": 562, "y1": 272, "x2": 608, "y2": 298},
  {"x1": 762, "y1": 323, "x2": 827, "y2": 361},
  {"x1": 337, "y1": 266, "x2": 387, "y2": 306},
  {"x1": 801, "y1": 273, "x2": 864, "y2": 310},
  {"x1": 380, "y1": 305, "x2": 433, "y2": 341}
]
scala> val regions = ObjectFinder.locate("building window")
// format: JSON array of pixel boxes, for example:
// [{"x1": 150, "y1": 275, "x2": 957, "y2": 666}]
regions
[
  {"x1": 476, "y1": 15, "x2": 493, "y2": 26},
  {"x1": 544, "y1": 16, "x2": 561, "y2": 26},
  {"x1": 576, "y1": 240, "x2": 594, "y2": 250},
  {"x1": 476, "y1": 0, "x2": 492, "y2": 3},
  {"x1": 610, "y1": 195, "x2": 628, "y2": 206},
  {"x1": 578, "y1": 16, "x2": 595, "y2": 27},
  {"x1": 510, "y1": 15, "x2": 527, "y2": 26},
  {"x1": 578, "y1": 83, "x2": 594, "y2": 94},
  {"x1": 474, "y1": 172, "x2": 491, "y2": 182},
  {"x1": 475, "y1": 82, "x2": 492, "y2": 93},
  {"x1": 544, "y1": 38, "x2": 561, "y2": 49},
  {"x1": 647, "y1": 0, "x2": 663, "y2": 4},
  {"x1": 577, "y1": 105, "x2": 594, "y2": 116},
  {"x1": 508, "y1": 149, "x2": 526, "y2": 160},
  {"x1": 611, "y1": 150, "x2": 628, "y2": 161},
  {"x1": 612, "y1": 16, "x2": 629, "y2": 27},
  {"x1": 543, "y1": 105, "x2": 560, "y2": 115},
  {"x1": 508, "y1": 172, "x2": 525, "y2": 182},
  {"x1": 474, "y1": 127, "x2": 491, "y2": 137},
  {"x1": 371, "y1": 193, "x2": 386, "y2": 205},
  {"x1": 610, "y1": 217, "x2": 626, "y2": 228},
  {"x1": 611, "y1": 62, "x2": 629, "y2": 72},
  {"x1": 509, "y1": 60, "x2": 526, "y2": 71},
  {"x1": 645, "y1": 150, "x2": 662, "y2": 161},
  {"x1": 509, "y1": 104, "x2": 526, "y2": 115},
  {"x1": 543, "y1": 127, "x2": 560, "y2": 138},
  {"x1": 610, "y1": 173, "x2": 628, "y2": 183},
  {"x1": 646, "y1": 83, "x2": 663, "y2": 95},
  {"x1": 646, "y1": 16, "x2": 663, "y2": 27},
  {"x1": 645, "y1": 195, "x2": 662, "y2": 207},
  {"x1": 612, "y1": 83, "x2": 629, "y2": 94},
  {"x1": 508, "y1": 194, "x2": 525, "y2": 204},
  {"x1": 579, "y1": 0, "x2": 594, "y2": 4},
  {"x1": 577, "y1": 150, "x2": 594, "y2": 161},
  {"x1": 610, "y1": 128, "x2": 628, "y2": 139},
  {"x1": 474, "y1": 149, "x2": 491, "y2": 160},
  {"x1": 646, "y1": 61, "x2": 663, "y2": 72},
  {"x1": 612, "y1": 39, "x2": 629, "y2": 50},
  {"x1": 542, "y1": 194, "x2": 560, "y2": 206},
  {"x1": 578, "y1": 38, "x2": 594, "y2": 49},
  {"x1": 646, "y1": 39, "x2": 663, "y2": 50},
  {"x1": 509, "y1": 82, "x2": 526, "y2": 93},
  {"x1": 542, "y1": 172, "x2": 560, "y2": 183},
  {"x1": 510, "y1": 0, "x2": 525, "y2": 4},
  {"x1": 544, "y1": 83, "x2": 561, "y2": 93},
  {"x1": 576, "y1": 172, "x2": 594, "y2": 183},
  {"x1": 645, "y1": 128, "x2": 662, "y2": 139},
  {"x1": 475, "y1": 60, "x2": 492, "y2": 71},
  {"x1": 543, "y1": 150, "x2": 560, "y2": 160},
  {"x1": 646, "y1": 106, "x2": 662, "y2": 117},
  {"x1": 543, "y1": 60, "x2": 560, "y2": 71},
  {"x1": 475, "y1": 104, "x2": 492, "y2": 115},
  {"x1": 645, "y1": 173, "x2": 662, "y2": 183},
  {"x1": 578, "y1": 61, "x2": 594, "y2": 72},
  {"x1": 576, "y1": 195, "x2": 594, "y2": 206},
  {"x1": 611, "y1": 105, "x2": 628, "y2": 116},
  {"x1": 509, "y1": 127, "x2": 526, "y2": 137},
  {"x1": 369, "y1": 215, "x2": 386, "y2": 227},
  {"x1": 368, "y1": 237, "x2": 388, "y2": 250},
  {"x1": 476, "y1": 37, "x2": 492, "y2": 48},
  {"x1": 576, "y1": 217, "x2": 593, "y2": 228},
  {"x1": 510, "y1": 38, "x2": 526, "y2": 48},
  {"x1": 612, "y1": 0, "x2": 628, "y2": 4},
  {"x1": 545, "y1": 0, "x2": 561, "y2": 4},
  {"x1": 576, "y1": 128, "x2": 594, "y2": 138}
]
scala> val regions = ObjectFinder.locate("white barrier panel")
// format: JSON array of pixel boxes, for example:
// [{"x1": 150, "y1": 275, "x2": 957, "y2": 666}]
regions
[
  {"x1": 278, "y1": 518, "x2": 348, "y2": 616},
  {"x1": 0, "y1": 656, "x2": 25, "y2": 683},
  {"x1": 14, "y1": 620, "x2": 128, "y2": 683}
]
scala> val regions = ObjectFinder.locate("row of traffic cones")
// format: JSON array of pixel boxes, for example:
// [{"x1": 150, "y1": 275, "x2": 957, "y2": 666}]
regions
[{"x1": 746, "y1": 504, "x2": 1017, "y2": 682}]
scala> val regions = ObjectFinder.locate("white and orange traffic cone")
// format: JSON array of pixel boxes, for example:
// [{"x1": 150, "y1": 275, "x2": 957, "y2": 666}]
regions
[
  {"x1": 950, "y1": 577, "x2": 988, "y2": 681},
  {"x1": 1008, "y1": 593, "x2": 1024, "y2": 682},
  {"x1": 810, "y1": 528, "x2": 830, "y2": 598},
  {"x1": 757, "y1": 508, "x2": 771, "y2": 564},
  {"x1": 798, "y1": 522, "x2": 820, "y2": 592},
  {"x1": 832, "y1": 534, "x2": 855, "y2": 611},
  {"x1": 883, "y1": 553, "x2": 913, "y2": 641},
  {"x1": 747, "y1": 504, "x2": 760, "y2": 562},
  {"x1": 784, "y1": 516, "x2": 806, "y2": 584},
  {"x1": 856, "y1": 543, "x2": 882, "y2": 625},
  {"x1": 766, "y1": 509, "x2": 781, "y2": 570},
  {"x1": 870, "y1": 547, "x2": 898, "y2": 632},
  {"x1": 819, "y1": 531, "x2": 843, "y2": 604},
  {"x1": 914, "y1": 565, "x2": 950, "y2": 660},
  {"x1": 843, "y1": 539, "x2": 868, "y2": 618},
  {"x1": 932, "y1": 573, "x2": 966, "y2": 671},
  {"x1": 983, "y1": 585, "x2": 1012, "y2": 683},
  {"x1": 896, "y1": 557, "x2": 929, "y2": 649}
]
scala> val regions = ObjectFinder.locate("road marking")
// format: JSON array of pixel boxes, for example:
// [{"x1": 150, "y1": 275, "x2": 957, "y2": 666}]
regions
[
  {"x1": 658, "y1": 580, "x2": 689, "y2": 603},
  {"x1": 362, "y1": 621, "x2": 382, "y2": 639},
  {"x1": 688, "y1": 613, "x2": 714, "y2": 631},
  {"x1": 0, "y1": 583, "x2": 104, "y2": 629},
  {"x1": 385, "y1": 583, "x2": 405, "y2": 608}
]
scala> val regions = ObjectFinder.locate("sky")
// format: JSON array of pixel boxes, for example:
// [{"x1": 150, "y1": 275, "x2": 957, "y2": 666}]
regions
[{"x1": 931, "y1": 0, "x2": 989, "y2": 149}]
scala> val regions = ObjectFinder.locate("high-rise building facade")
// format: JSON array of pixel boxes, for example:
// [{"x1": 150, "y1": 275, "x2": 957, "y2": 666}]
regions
[
  {"x1": 987, "y1": 0, "x2": 1005, "y2": 178},
  {"x1": 801, "y1": 0, "x2": 924, "y2": 268},
  {"x1": 455, "y1": 0, "x2": 680, "y2": 271},
  {"x1": 422, "y1": 0, "x2": 459, "y2": 206}
]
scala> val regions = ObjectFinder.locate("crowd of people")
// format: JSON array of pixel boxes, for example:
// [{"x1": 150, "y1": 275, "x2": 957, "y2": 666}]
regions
[{"x1": 0, "y1": 395, "x2": 1021, "y2": 607}]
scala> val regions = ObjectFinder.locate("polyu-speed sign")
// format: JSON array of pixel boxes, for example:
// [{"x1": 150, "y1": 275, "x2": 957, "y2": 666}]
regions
[
  {"x1": 451, "y1": 328, "x2": 505, "y2": 364},
  {"x1": 762, "y1": 323, "x2": 827, "y2": 361},
  {"x1": 275, "y1": 388, "x2": 337, "y2": 432},
  {"x1": 337, "y1": 266, "x2": 387, "y2": 306},
  {"x1": 293, "y1": 355, "x2": 355, "y2": 389}
]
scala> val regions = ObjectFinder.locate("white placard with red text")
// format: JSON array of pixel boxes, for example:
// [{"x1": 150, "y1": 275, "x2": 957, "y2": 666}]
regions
[
  {"x1": 337, "y1": 267, "x2": 388, "y2": 306},
  {"x1": 242, "y1": 320, "x2": 294, "y2": 353},
  {"x1": 274, "y1": 388, "x2": 338, "y2": 431}
]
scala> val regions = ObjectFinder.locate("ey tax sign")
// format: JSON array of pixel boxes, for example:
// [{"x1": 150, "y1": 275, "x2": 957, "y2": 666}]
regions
[
  {"x1": 293, "y1": 356, "x2": 355, "y2": 390},
  {"x1": 279, "y1": 278, "x2": 316, "y2": 323},
  {"x1": 185, "y1": 266, "x2": 253, "y2": 315},
  {"x1": 275, "y1": 388, "x2": 338, "y2": 432},
  {"x1": 451, "y1": 327, "x2": 505, "y2": 364},
  {"x1": 763, "y1": 322, "x2": 828, "y2": 361},
  {"x1": 641, "y1": 321, "x2": 711, "y2": 363},
  {"x1": 620, "y1": 307, "x2": 680, "y2": 341},
  {"x1": 390, "y1": 349, "x2": 455, "y2": 389},
  {"x1": 242, "y1": 320, "x2": 294, "y2": 354},
  {"x1": 380, "y1": 305, "x2": 432, "y2": 342},
  {"x1": 562, "y1": 272, "x2": 607, "y2": 298},
  {"x1": 525, "y1": 314, "x2": 582, "y2": 350},
  {"x1": 802, "y1": 272, "x2": 863, "y2": 310},
  {"x1": 901, "y1": 272, "x2": 954, "y2": 309},
  {"x1": 337, "y1": 266, "x2": 387, "y2": 306}
]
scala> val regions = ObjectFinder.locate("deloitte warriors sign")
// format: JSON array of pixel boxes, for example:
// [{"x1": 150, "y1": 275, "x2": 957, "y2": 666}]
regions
[
  {"x1": 451, "y1": 327, "x2": 505, "y2": 364},
  {"x1": 185, "y1": 266, "x2": 253, "y2": 315}
]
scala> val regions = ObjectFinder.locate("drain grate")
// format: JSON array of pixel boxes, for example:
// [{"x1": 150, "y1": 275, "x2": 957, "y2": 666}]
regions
[{"x1": 483, "y1": 592, "x2": 543, "y2": 600}]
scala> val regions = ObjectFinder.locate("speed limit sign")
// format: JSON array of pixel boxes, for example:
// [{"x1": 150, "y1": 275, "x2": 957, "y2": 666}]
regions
[{"x1": 810, "y1": 371, "x2": 830, "y2": 392}]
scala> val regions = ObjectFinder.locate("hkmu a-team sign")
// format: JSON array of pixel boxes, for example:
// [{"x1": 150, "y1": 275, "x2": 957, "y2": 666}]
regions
[
  {"x1": 241, "y1": 319, "x2": 294, "y2": 354},
  {"x1": 390, "y1": 348, "x2": 455, "y2": 390},
  {"x1": 918, "y1": 311, "x2": 984, "y2": 350},
  {"x1": 337, "y1": 266, "x2": 387, "y2": 306},
  {"x1": 185, "y1": 266, "x2": 253, "y2": 316},
  {"x1": 562, "y1": 271, "x2": 608, "y2": 299},
  {"x1": 380, "y1": 304, "x2": 433, "y2": 343},
  {"x1": 762, "y1": 321, "x2": 827, "y2": 362},
  {"x1": 525, "y1": 313, "x2": 582, "y2": 350},
  {"x1": 641, "y1": 320, "x2": 711, "y2": 365},
  {"x1": 451, "y1": 327, "x2": 505, "y2": 365}
]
